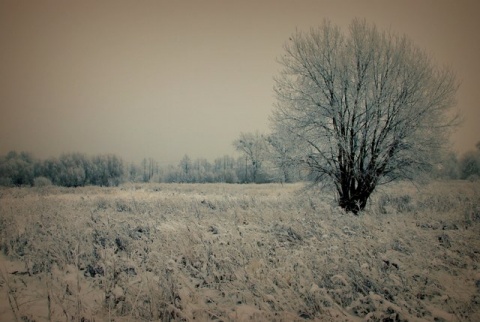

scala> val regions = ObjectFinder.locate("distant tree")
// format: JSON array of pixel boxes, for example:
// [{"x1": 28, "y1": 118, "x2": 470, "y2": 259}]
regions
[
  {"x1": 0, "y1": 151, "x2": 35, "y2": 186},
  {"x1": 58, "y1": 153, "x2": 87, "y2": 187},
  {"x1": 178, "y1": 155, "x2": 193, "y2": 182},
  {"x1": 213, "y1": 155, "x2": 238, "y2": 183},
  {"x1": 272, "y1": 19, "x2": 458, "y2": 213},
  {"x1": 191, "y1": 158, "x2": 214, "y2": 183},
  {"x1": 434, "y1": 151, "x2": 460, "y2": 180},
  {"x1": 105, "y1": 154, "x2": 124, "y2": 186},
  {"x1": 233, "y1": 132, "x2": 267, "y2": 183},
  {"x1": 40, "y1": 157, "x2": 62, "y2": 185},
  {"x1": 139, "y1": 158, "x2": 157, "y2": 182},
  {"x1": 90, "y1": 154, "x2": 124, "y2": 186},
  {"x1": 459, "y1": 150, "x2": 480, "y2": 180},
  {"x1": 161, "y1": 164, "x2": 178, "y2": 183},
  {"x1": 126, "y1": 162, "x2": 142, "y2": 182},
  {"x1": 141, "y1": 158, "x2": 147, "y2": 182},
  {"x1": 266, "y1": 133, "x2": 300, "y2": 183}
]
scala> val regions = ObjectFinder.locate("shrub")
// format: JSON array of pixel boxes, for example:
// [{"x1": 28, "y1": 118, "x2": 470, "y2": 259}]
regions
[
  {"x1": 33, "y1": 176, "x2": 52, "y2": 187},
  {"x1": 459, "y1": 150, "x2": 480, "y2": 180},
  {"x1": 467, "y1": 174, "x2": 479, "y2": 182},
  {"x1": 0, "y1": 177, "x2": 12, "y2": 187}
]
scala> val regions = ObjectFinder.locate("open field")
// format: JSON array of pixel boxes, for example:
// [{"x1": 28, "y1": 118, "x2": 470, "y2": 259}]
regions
[{"x1": 0, "y1": 181, "x2": 479, "y2": 321}]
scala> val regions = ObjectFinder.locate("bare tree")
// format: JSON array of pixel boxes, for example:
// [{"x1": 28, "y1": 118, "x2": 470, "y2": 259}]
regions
[
  {"x1": 233, "y1": 132, "x2": 267, "y2": 183},
  {"x1": 272, "y1": 19, "x2": 458, "y2": 213},
  {"x1": 178, "y1": 154, "x2": 192, "y2": 182},
  {"x1": 266, "y1": 133, "x2": 299, "y2": 183}
]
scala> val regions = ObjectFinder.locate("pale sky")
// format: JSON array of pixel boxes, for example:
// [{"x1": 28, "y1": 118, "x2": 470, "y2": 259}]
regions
[{"x1": 1, "y1": 0, "x2": 479, "y2": 164}]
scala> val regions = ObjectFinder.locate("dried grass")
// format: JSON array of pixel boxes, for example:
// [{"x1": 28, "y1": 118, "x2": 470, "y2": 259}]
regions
[{"x1": 0, "y1": 181, "x2": 479, "y2": 321}]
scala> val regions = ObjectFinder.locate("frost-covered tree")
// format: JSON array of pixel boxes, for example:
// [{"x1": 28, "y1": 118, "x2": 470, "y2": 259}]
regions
[
  {"x1": 0, "y1": 151, "x2": 35, "y2": 186},
  {"x1": 213, "y1": 155, "x2": 238, "y2": 183},
  {"x1": 459, "y1": 149, "x2": 480, "y2": 180},
  {"x1": 272, "y1": 19, "x2": 458, "y2": 213},
  {"x1": 266, "y1": 132, "x2": 299, "y2": 183},
  {"x1": 178, "y1": 154, "x2": 193, "y2": 182},
  {"x1": 233, "y1": 132, "x2": 267, "y2": 183}
]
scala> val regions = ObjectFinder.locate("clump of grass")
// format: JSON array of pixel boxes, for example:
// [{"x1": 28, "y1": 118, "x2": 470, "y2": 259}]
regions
[
  {"x1": 94, "y1": 197, "x2": 109, "y2": 210},
  {"x1": 114, "y1": 198, "x2": 132, "y2": 212},
  {"x1": 376, "y1": 193, "x2": 413, "y2": 214}
]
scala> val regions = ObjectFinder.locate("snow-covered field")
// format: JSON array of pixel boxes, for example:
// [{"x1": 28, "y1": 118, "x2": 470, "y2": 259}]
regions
[{"x1": 0, "y1": 181, "x2": 479, "y2": 321}]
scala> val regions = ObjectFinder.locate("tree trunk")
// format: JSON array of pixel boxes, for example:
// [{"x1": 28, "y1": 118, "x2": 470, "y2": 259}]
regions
[{"x1": 337, "y1": 176, "x2": 374, "y2": 214}]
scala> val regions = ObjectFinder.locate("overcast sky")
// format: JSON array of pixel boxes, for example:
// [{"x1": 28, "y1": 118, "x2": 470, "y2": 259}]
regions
[{"x1": 1, "y1": 0, "x2": 479, "y2": 164}]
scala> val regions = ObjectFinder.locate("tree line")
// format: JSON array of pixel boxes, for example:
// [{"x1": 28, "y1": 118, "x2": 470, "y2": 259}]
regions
[
  {"x1": 0, "y1": 133, "x2": 285, "y2": 187},
  {"x1": 0, "y1": 136, "x2": 477, "y2": 188},
  {"x1": 434, "y1": 142, "x2": 480, "y2": 181},
  {"x1": 0, "y1": 151, "x2": 124, "y2": 187}
]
